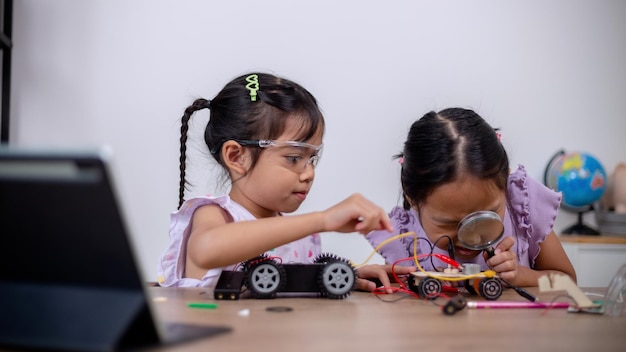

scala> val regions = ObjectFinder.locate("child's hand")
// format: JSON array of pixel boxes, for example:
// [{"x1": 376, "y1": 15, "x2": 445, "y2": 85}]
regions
[
  {"x1": 485, "y1": 236, "x2": 518, "y2": 283},
  {"x1": 321, "y1": 193, "x2": 393, "y2": 234},
  {"x1": 355, "y1": 264, "x2": 416, "y2": 293}
]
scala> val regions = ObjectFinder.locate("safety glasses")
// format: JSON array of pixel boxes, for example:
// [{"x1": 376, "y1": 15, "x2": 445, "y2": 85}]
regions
[{"x1": 235, "y1": 139, "x2": 323, "y2": 172}]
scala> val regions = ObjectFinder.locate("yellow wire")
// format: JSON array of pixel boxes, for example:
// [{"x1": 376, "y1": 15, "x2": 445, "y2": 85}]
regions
[
  {"x1": 352, "y1": 231, "x2": 417, "y2": 268},
  {"x1": 354, "y1": 231, "x2": 497, "y2": 281}
]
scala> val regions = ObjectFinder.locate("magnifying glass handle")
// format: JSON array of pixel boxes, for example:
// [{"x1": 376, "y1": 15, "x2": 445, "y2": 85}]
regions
[{"x1": 485, "y1": 246, "x2": 495, "y2": 258}]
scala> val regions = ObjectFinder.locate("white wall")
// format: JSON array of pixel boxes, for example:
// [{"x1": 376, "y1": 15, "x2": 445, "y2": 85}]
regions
[{"x1": 10, "y1": 0, "x2": 626, "y2": 281}]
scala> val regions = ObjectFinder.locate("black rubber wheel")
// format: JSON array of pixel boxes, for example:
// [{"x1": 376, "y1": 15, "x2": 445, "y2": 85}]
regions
[
  {"x1": 478, "y1": 277, "x2": 503, "y2": 300},
  {"x1": 464, "y1": 279, "x2": 478, "y2": 295},
  {"x1": 245, "y1": 259, "x2": 286, "y2": 299},
  {"x1": 313, "y1": 253, "x2": 342, "y2": 264},
  {"x1": 318, "y1": 259, "x2": 356, "y2": 299},
  {"x1": 418, "y1": 277, "x2": 442, "y2": 299},
  {"x1": 408, "y1": 275, "x2": 420, "y2": 295}
]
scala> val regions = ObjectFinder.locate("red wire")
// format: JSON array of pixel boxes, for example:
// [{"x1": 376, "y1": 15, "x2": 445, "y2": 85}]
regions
[{"x1": 373, "y1": 254, "x2": 460, "y2": 300}]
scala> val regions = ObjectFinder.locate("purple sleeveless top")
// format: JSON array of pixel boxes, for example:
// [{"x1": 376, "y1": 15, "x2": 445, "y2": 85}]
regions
[{"x1": 365, "y1": 165, "x2": 561, "y2": 271}]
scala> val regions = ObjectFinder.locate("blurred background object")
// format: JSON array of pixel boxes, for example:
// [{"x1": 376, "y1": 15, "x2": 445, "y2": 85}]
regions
[
  {"x1": 596, "y1": 162, "x2": 626, "y2": 236},
  {"x1": 545, "y1": 150, "x2": 607, "y2": 235}
]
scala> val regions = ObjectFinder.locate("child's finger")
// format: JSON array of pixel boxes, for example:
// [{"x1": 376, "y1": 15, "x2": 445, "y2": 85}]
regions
[
  {"x1": 356, "y1": 208, "x2": 392, "y2": 233},
  {"x1": 378, "y1": 210, "x2": 393, "y2": 232},
  {"x1": 496, "y1": 236, "x2": 515, "y2": 251}
]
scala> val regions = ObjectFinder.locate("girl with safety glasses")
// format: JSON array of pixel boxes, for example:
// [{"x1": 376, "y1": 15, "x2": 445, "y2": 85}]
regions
[{"x1": 158, "y1": 73, "x2": 413, "y2": 292}]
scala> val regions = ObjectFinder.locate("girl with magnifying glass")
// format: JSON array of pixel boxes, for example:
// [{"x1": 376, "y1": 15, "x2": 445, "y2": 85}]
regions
[{"x1": 366, "y1": 108, "x2": 576, "y2": 287}]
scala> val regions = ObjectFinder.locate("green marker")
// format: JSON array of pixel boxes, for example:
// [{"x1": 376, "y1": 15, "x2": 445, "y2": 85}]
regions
[{"x1": 187, "y1": 302, "x2": 218, "y2": 309}]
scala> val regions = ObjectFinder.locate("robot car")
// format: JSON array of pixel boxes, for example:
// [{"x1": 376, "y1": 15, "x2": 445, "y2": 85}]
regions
[
  {"x1": 407, "y1": 256, "x2": 503, "y2": 301},
  {"x1": 214, "y1": 253, "x2": 356, "y2": 300}
]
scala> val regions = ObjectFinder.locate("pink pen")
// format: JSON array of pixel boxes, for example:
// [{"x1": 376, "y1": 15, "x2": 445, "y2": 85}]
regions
[{"x1": 466, "y1": 301, "x2": 570, "y2": 309}]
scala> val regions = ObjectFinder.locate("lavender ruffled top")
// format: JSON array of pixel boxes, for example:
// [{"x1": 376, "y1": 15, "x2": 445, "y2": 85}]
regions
[{"x1": 366, "y1": 165, "x2": 561, "y2": 271}]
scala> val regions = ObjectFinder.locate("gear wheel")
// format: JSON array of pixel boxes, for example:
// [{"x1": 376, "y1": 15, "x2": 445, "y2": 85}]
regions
[
  {"x1": 314, "y1": 253, "x2": 356, "y2": 299},
  {"x1": 244, "y1": 256, "x2": 286, "y2": 299}
]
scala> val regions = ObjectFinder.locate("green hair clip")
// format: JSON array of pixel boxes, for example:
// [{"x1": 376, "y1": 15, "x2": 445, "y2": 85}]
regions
[{"x1": 245, "y1": 74, "x2": 259, "y2": 101}]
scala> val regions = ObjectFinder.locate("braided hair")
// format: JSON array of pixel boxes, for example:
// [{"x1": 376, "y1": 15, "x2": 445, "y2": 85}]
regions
[{"x1": 177, "y1": 73, "x2": 325, "y2": 208}]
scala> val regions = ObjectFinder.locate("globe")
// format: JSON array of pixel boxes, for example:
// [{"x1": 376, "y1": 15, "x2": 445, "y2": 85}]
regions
[
  {"x1": 544, "y1": 150, "x2": 608, "y2": 234},
  {"x1": 545, "y1": 151, "x2": 607, "y2": 208}
]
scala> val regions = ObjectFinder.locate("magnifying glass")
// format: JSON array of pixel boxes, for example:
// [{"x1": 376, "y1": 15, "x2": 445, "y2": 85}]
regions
[
  {"x1": 456, "y1": 211, "x2": 537, "y2": 302},
  {"x1": 457, "y1": 210, "x2": 504, "y2": 258}
]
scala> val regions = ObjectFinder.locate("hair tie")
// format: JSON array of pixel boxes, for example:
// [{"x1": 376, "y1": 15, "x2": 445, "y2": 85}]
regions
[
  {"x1": 398, "y1": 156, "x2": 405, "y2": 165},
  {"x1": 494, "y1": 128, "x2": 502, "y2": 141},
  {"x1": 245, "y1": 74, "x2": 260, "y2": 101}
]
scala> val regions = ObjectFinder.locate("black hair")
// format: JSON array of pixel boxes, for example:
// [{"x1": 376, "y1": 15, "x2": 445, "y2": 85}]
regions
[
  {"x1": 178, "y1": 73, "x2": 325, "y2": 208},
  {"x1": 397, "y1": 108, "x2": 509, "y2": 210}
]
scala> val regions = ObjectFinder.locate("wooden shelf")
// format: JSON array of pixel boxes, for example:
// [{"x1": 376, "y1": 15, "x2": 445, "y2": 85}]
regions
[{"x1": 558, "y1": 234, "x2": 626, "y2": 245}]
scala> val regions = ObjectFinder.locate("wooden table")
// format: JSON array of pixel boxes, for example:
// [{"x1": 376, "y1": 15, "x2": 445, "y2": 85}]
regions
[{"x1": 147, "y1": 286, "x2": 625, "y2": 351}]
